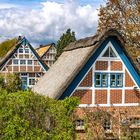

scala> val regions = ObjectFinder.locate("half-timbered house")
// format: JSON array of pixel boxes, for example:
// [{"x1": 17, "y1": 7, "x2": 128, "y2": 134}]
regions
[
  {"x1": 0, "y1": 36, "x2": 48, "y2": 89},
  {"x1": 36, "y1": 43, "x2": 56, "y2": 67},
  {"x1": 33, "y1": 29, "x2": 140, "y2": 138}
]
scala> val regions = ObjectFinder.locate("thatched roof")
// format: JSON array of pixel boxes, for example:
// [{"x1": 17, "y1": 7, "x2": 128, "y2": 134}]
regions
[
  {"x1": 0, "y1": 38, "x2": 18, "y2": 60},
  {"x1": 32, "y1": 29, "x2": 140, "y2": 99}
]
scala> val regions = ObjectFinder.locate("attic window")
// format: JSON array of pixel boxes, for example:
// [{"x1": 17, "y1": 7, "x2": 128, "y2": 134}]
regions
[
  {"x1": 25, "y1": 49, "x2": 29, "y2": 53},
  {"x1": 19, "y1": 48, "x2": 23, "y2": 53},
  {"x1": 102, "y1": 46, "x2": 117, "y2": 57}
]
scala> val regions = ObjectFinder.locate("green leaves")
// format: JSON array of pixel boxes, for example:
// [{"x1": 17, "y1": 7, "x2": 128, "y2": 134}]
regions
[
  {"x1": 0, "y1": 90, "x2": 79, "y2": 140},
  {"x1": 56, "y1": 28, "x2": 76, "y2": 58}
]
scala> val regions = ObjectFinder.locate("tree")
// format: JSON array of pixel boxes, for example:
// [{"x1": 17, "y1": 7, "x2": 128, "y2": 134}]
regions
[
  {"x1": 57, "y1": 29, "x2": 76, "y2": 57},
  {"x1": 98, "y1": 0, "x2": 140, "y2": 48}
]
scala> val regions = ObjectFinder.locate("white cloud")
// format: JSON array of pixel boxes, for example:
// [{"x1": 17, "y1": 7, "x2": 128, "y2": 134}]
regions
[{"x1": 0, "y1": 0, "x2": 99, "y2": 47}]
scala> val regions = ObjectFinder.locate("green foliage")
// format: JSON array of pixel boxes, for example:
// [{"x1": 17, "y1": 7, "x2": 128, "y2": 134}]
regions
[
  {"x1": 0, "y1": 90, "x2": 79, "y2": 140},
  {"x1": 5, "y1": 73, "x2": 22, "y2": 92},
  {"x1": 57, "y1": 28, "x2": 76, "y2": 57},
  {"x1": 0, "y1": 38, "x2": 17, "y2": 58},
  {"x1": 0, "y1": 75, "x2": 5, "y2": 88},
  {"x1": 0, "y1": 73, "x2": 22, "y2": 92}
]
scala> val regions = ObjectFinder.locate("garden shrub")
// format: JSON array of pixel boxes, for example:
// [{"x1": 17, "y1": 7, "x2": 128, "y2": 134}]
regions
[{"x1": 0, "y1": 89, "x2": 79, "y2": 140}]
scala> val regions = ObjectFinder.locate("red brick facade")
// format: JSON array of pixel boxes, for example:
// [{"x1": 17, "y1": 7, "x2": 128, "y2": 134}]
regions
[
  {"x1": 73, "y1": 90, "x2": 92, "y2": 104},
  {"x1": 95, "y1": 90, "x2": 107, "y2": 104},
  {"x1": 79, "y1": 69, "x2": 92, "y2": 87},
  {"x1": 125, "y1": 90, "x2": 140, "y2": 103},
  {"x1": 125, "y1": 70, "x2": 135, "y2": 87},
  {"x1": 110, "y1": 90, "x2": 122, "y2": 104},
  {"x1": 111, "y1": 61, "x2": 122, "y2": 71},
  {"x1": 95, "y1": 61, "x2": 108, "y2": 70}
]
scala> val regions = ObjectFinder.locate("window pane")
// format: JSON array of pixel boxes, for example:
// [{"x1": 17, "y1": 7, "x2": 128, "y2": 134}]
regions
[
  {"x1": 20, "y1": 60, "x2": 26, "y2": 65},
  {"x1": 76, "y1": 120, "x2": 84, "y2": 127},
  {"x1": 117, "y1": 74, "x2": 123, "y2": 87},
  {"x1": 103, "y1": 119, "x2": 111, "y2": 130},
  {"x1": 95, "y1": 74, "x2": 101, "y2": 86},
  {"x1": 102, "y1": 48, "x2": 109, "y2": 57},
  {"x1": 25, "y1": 49, "x2": 29, "y2": 53},
  {"x1": 110, "y1": 74, "x2": 116, "y2": 87},
  {"x1": 13, "y1": 59, "x2": 18, "y2": 64},
  {"x1": 29, "y1": 79, "x2": 35, "y2": 85},
  {"x1": 19, "y1": 49, "x2": 23, "y2": 53},
  {"x1": 110, "y1": 47, "x2": 117, "y2": 57},
  {"x1": 28, "y1": 60, "x2": 32, "y2": 65},
  {"x1": 102, "y1": 74, "x2": 108, "y2": 87}
]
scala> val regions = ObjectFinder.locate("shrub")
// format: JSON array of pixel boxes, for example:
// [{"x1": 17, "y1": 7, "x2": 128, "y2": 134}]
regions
[
  {"x1": 0, "y1": 90, "x2": 79, "y2": 140},
  {"x1": 0, "y1": 73, "x2": 22, "y2": 92},
  {"x1": 5, "y1": 73, "x2": 22, "y2": 92}
]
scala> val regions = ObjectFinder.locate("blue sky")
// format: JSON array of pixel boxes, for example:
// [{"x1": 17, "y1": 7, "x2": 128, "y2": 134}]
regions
[
  {"x1": 0, "y1": 0, "x2": 104, "y2": 6},
  {"x1": 0, "y1": 0, "x2": 105, "y2": 46}
]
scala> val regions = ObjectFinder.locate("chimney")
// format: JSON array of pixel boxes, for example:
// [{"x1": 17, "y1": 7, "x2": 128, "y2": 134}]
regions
[{"x1": 18, "y1": 36, "x2": 22, "y2": 41}]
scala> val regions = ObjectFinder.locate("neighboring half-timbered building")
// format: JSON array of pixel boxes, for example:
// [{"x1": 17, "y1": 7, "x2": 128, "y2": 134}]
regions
[
  {"x1": 36, "y1": 43, "x2": 56, "y2": 67},
  {"x1": 0, "y1": 37, "x2": 48, "y2": 89},
  {"x1": 33, "y1": 29, "x2": 140, "y2": 138}
]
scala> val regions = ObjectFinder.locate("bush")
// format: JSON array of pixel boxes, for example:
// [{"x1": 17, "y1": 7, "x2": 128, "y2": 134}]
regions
[
  {"x1": 0, "y1": 89, "x2": 79, "y2": 140},
  {"x1": 0, "y1": 75, "x2": 5, "y2": 88},
  {"x1": 0, "y1": 73, "x2": 22, "y2": 92}
]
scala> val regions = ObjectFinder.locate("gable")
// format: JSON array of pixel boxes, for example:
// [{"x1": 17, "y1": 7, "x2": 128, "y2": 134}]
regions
[
  {"x1": 60, "y1": 37, "x2": 140, "y2": 100},
  {"x1": 0, "y1": 37, "x2": 48, "y2": 73}
]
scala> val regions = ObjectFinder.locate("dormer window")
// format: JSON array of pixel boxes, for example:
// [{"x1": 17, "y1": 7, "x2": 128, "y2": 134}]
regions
[{"x1": 102, "y1": 46, "x2": 117, "y2": 57}]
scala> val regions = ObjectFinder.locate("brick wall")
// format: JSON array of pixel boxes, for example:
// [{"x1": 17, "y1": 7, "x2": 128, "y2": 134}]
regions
[
  {"x1": 110, "y1": 61, "x2": 122, "y2": 71},
  {"x1": 7, "y1": 66, "x2": 12, "y2": 71},
  {"x1": 20, "y1": 66, "x2": 26, "y2": 72},
  {"x1": 73, "y1": 90, "x2": 92, "y2": 104},
  {"x1": 27, "y1": 66, "x2": 33, "y2": 72},
  {"x1": 95, "y1": 61, "x2": 108, "y2": 70},
  {"x1": 34, "y1": 60, "x2": 38, "y2": 65},
  {"x1": 79, "y1": 69, "x2": 92, "y2": 87},
  {"x1": 13, "y1": 66, "x2": 19, "y2": 72},
  {"x1": 95, "y1": 90, "x2": 107, "y2": 104},
  {"x1": 34, "y1": 66, "x2": 40, "y2": 71},
  {"x1": 110, "y1": 90, "x2": 122, "y2": 104},
  {"x1": 125, "y1": 70, "x2": 135, "y2": 87},
  {"x1": 125, "y1": 90, "x2": 140, "y2": 103}
]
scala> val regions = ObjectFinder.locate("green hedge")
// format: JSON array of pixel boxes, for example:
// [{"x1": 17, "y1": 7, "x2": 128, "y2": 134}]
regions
[{"x1": 0, "y1": 89, "x2": 79, "y2": 140}]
